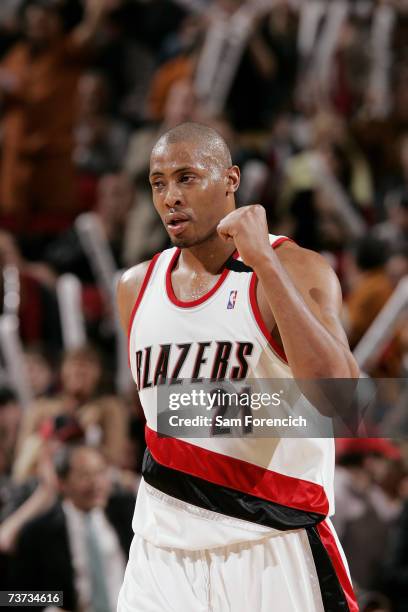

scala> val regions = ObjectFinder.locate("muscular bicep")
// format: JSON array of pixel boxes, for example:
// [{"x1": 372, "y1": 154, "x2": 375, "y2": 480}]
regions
[
  {"x1": 116, "y1": 261, "x2": 151, "y2": 335},
  {"x1": 302, "y1": 263, "x2": 350, "y2": 348},
  {"x1": 277, "y1": 244, "x2": 350, "y2": 348}
]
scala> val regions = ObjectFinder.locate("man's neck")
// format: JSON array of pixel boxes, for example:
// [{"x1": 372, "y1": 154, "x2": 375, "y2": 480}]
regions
[{"x1": 178, "y1": 235, "x2": 236, "y2": 275}]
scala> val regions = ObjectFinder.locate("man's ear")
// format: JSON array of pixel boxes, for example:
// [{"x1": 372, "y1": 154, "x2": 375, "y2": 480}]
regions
[{"x1": 225, "y1": 165, "x2": 240, "y2": 194}]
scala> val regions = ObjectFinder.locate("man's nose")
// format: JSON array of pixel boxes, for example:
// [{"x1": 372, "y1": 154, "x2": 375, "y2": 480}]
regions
[{"x1": 163, "y1": 182, "x2": 183, "y2": 208}]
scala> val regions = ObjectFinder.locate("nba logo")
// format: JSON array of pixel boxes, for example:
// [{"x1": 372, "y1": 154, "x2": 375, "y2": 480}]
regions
[{"x1": 227, "y1": 290, "x2": 238, "y2": 309}]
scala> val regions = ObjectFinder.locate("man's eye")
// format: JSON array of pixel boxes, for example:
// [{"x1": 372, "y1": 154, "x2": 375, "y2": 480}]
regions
[
  {"x1": 152, "y1": 181, "x2": 164, "y2": 189},
  {"x1": 180, "y1": 175, "x2": 194, "y2": 183}
]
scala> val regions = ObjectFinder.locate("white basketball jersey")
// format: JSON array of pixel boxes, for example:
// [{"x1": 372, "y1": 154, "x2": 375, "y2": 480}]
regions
[{"x1": 128, "y1": 235, "x2": 335, "y2": 549}]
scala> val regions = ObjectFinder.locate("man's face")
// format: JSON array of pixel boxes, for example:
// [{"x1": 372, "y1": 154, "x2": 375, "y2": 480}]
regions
[
  {"x1": 60, "y1": 448, "x2": 111, "y2": 512},
  {"x1": 78, "y1": 73, "x2": 107, "y2": 115},
  {"x1": 149, "y1": 141, "x2": 239, "y2": 248},
  {"x1": 97, "y1": 174, "x2": 134, "y2": 226},
  {"x1": 25, "y1": 353, "x2": 52, "y2": 397},
  {"x1": 61, "y1": 355, "x2": 101, "y2": 400}
]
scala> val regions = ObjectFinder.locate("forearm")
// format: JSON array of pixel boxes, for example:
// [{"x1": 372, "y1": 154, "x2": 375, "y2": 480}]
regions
[
  {"x1": 0, "y1": 485, "x2": 55, "y2": 553},
  {"x1": 255, "y1": 255, "x2": 357, "y2": 379},
  {"x1": 71, "y1": 2, "x2": 108, "y2": 49}
]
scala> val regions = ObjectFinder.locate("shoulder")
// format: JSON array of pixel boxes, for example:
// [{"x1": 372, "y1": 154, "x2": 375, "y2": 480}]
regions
[
  {"x1": 19, "y1": 503, "x2": 65, "y2": 543},
  {"x1": 118, "y1": 260, "x2": 152, "y2": 291},
  {"x1": 275, "y1": 240, "x2": 334, "y2": 275},
  {"x1": 275, "y1": 241, "x2": 342, "y2": 306},
  {"x1": 116, "y1": 259, "x2": 154, "y2": 333},
  {"x1": 117, "y1": 260, "x2": 152, "y2": 307},
  {"x1": 106, "y1": 489, "x2": 136, "y2": 521}
]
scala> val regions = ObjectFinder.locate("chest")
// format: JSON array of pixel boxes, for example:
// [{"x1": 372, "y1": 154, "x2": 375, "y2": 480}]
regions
[{"x1": 132, "y1": 255, "x2": 265, "y2": 384}]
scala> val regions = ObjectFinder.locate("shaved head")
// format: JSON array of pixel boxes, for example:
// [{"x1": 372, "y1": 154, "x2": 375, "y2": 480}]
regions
[
  {"x1": 149, "y1": 121, "x2": 240, "y2": 249},
  {"x1": 151, "y1": 122, "x2": 232, "y2": 169}
]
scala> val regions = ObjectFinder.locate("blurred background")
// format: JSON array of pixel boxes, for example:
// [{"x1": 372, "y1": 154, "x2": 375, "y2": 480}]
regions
[{"x1": 0, "y1": 0, "x2": 407, "y2": 611}]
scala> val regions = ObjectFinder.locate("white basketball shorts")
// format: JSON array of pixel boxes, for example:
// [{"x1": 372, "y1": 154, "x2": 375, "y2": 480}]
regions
[{"x1": 118, "y1": 527, "x2": 331, "y2": 612}]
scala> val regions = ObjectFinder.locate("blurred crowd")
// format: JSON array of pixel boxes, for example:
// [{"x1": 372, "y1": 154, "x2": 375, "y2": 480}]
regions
[{"x1": 0, "y1": 1, "x2": 407, "y2": 611}]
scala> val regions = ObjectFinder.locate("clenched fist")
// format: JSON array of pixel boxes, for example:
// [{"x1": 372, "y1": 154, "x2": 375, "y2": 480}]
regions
[{"x1": 217, "y1": 205, "x2": 274, "y2": 269}]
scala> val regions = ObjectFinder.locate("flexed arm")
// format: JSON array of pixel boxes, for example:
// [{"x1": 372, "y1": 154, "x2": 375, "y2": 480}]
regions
[{"x1": 217, "y1": 205, "x2": 359, "y2": 380}]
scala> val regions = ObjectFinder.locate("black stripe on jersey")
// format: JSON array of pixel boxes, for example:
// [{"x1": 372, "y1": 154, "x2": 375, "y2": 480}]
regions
[
  {"x1": 142, "y1": 449, "x2": 324, "y2": 531},
  {"x1": 306, "y1": 527, "x2": 351, "y2": 611},
  {"x1": 225, "y1": 258, "x2": 253, "y2": 273}
]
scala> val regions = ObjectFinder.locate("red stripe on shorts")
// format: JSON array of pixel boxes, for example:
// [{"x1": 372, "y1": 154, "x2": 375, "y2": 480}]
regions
[{"x1": 317, "y1": 520, "x2": 359, "y2": 612}]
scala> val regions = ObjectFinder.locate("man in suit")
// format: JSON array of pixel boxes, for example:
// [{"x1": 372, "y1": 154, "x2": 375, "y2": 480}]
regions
[{"x1": 12, "y1": 445, "x2": 135, "y2": 612}]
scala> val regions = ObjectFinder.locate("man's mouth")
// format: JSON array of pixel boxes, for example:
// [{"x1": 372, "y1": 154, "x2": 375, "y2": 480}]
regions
[{"x1": 165, "y1": 212, "x2": 191, "y2": 236}]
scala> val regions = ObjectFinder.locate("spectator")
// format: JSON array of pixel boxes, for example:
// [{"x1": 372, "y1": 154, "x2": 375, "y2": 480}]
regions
[
  {"x1": 281, "y1": 110, "x2": 374, "y2": 220},
  {"x1": 0, "y1": 230, "x2": 62, "y2": 353},
  {"x1": 74, "y1": 70, "x2": 130, "y2": 176},
  {"x1": 353, "y1": 67, "x2": 408, "y2": 195},
  {"x1": 44, "y1": 172, "x2": 134, "y2": 282},
  {"x1": 333, "y1": 438, "x2": 402, "y2": 591},
  {"x1": 329, "y1": 15, "x2": 370, "y2": 119},
  {"x1": 227, "y1": 1, "x2": 299, "y2": 129},
  {"x1": 277, "y1": 110, "x2": 373, "y2": 259},
  {"x1": 0, "y1": 440, "x2": 58, "y2": 554},
  {"x1": 0, "y1": 0, "x2": 111, "y2": 258},
  {"x1": 158, "y1": 12, "x2": 204, "y2": 65},
  {"x1": 193, "y1": 0, "x2": 299, "y2": 130},
  {"x1": 11, "y1": 445, "x2": 135, "y2": 612},
  {"x1": 147, "y1": 35, "x2": 200, "y2": 122},
  {"x1": 90, "y1": 0, "x2": 186, "y2": 124},
  {"x1": 16, "y1": 345, "x2": 128, "y2": 469},
  {"x1": 343, "y1": 236, "x2": 393, "y2": 349},
  {"x1": 373, "y1": 189, "x2": 408, "y2": 251},
  {"x1": 41, "y1": 171, "x2": 134, "y2": 347}
]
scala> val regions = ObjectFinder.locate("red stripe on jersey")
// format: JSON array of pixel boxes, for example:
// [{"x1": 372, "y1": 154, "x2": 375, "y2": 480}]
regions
[
  {"x1": 146, "y1": 426, "x2": 329, "y2": 516},
  {"x1": 127, "y1": 253, "x2": 161, "y2": 365},
  {"x1": 317, "y1": 520, "x2": 359, "y2": 612},
  {"x1": 248, "y1": 237, "x2": 293, "y2": 364},
  {"x1": 271, "y1": 236, "x2": 293, "y2": 249}
]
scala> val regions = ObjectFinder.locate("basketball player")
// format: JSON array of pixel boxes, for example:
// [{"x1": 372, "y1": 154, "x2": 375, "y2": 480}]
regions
[{"x1": 117, "y1": 123, "x2": 360, "y2": 612}]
